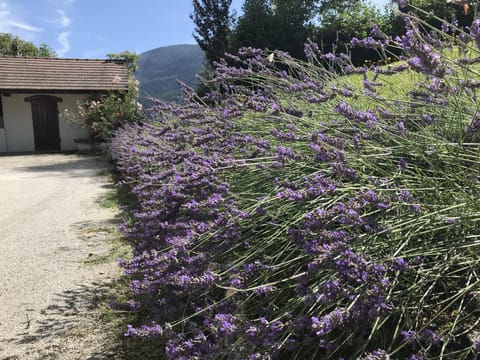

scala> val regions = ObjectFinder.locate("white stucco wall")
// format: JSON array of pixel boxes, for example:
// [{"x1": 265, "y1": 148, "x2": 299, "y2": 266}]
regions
[
  {"x1": 2, "y1": 94, "x2": 35, "y2": 152},
  {"x1": 57, "y1": 94, "x2": 90, "y2": 151},
  {"x1": 1, "y1": 93, "x2": 90, "y2": 153}
]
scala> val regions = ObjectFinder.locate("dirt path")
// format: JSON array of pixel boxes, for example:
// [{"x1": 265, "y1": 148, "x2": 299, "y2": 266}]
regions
[{"x1": 0, "y1": 154, "x2": 120, "y2": 359}]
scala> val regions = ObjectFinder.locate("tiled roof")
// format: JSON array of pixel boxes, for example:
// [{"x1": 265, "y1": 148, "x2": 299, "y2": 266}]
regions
[{"x1": 0, "y1": 57, "x2": 129, "y2": 92}]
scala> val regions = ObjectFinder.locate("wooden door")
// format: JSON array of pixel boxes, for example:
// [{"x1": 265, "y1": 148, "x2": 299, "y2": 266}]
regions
[{"x1": 26, "y1": 96, "x2": 62, "y2": 151}]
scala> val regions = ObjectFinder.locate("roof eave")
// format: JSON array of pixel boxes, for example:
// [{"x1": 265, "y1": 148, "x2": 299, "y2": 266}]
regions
[{"x1": 0, "y1": 88, "x2": 129, "y2": 94}]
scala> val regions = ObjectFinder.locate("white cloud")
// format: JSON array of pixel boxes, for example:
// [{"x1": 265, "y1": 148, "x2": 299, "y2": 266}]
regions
[
  {"x1": 56, "y1": 9, "x2": 70, "y2": 27},
  {"x1": 8, "y1": 20, "x2": 42, "y2": 32},
  {"x1": 43, "y1": 9, "x2": 71, "y2": 28},
  {"x1": 0, "y1": 1, "x2": 43, "y2": 34},
  {"x1": 48, "y1": 0, "x2": 76, "y2": 6},
  {"x1": 56, "y1": 31, "x2": 70, "y2": 57}
]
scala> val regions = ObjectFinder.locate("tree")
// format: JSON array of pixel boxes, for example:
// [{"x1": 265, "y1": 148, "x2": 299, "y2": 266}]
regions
[
  {"x1": 107, "y1": 50, "x2": 140, "y2": 73},
  {"x1": 0, "y1": 33, "x2": 56, "y2": 57},
  {"x1": 316, "y1": 0, "x2": 363, "y2": 14},
  {"x1": 191, "y1": 0, "x2": 233, "y2": 65},
  {"x1": 230, "y1": 0, "x2": 317, "y2": 59},
  {"x1": 391, "y1": 0, "x2": 476, "y2": 28},
  {"x1": 270, "y1": 0, "x2": 317, "y2": 58},
  {"x1": 316, "y1": 1, "x2": 392, "y2": 64},
  {"x1": 229, "y1": 0, "x2": 274, "y2": 51}
]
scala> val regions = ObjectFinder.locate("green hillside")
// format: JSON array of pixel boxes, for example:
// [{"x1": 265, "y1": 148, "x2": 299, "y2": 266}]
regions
[{"x1": 135, "y1": 44, "x2": 205, "y2": 103}]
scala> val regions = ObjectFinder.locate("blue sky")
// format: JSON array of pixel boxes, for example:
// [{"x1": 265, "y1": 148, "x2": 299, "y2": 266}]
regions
[{"x1": 0, "y1": 0, "x2": 389, "y2": 59}]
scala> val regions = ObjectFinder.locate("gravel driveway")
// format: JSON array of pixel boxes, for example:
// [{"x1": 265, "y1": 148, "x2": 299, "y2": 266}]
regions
[{"x1": 0, "y1": 154, "x2": 120, "y2": 359}]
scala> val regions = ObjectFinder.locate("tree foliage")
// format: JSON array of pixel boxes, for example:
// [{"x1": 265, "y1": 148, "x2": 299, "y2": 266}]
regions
[
  {"x1": 206, "y1": 0, "x2": 479, "y2": 69},
  {"x1": 229, "y1": 0, "x2": 274, "y2": 51},
  {"x1": 270, "y1": 0, "x2": 317, "y2": 58},
  {"x1": 230, "y1": 0, "x2": 389, "y2": 60},
  {"x1": 316, "y1": 0, "x2": 363, "y2": 14},
  {"x1": 191, "y1": 0, "x2": 233, "y2": 65},
  {"x1": 401, "y1": 0, "x2": 476, "y2": 28},
  {"x1": 107, "y1": 50, "x2": 140, "y2": 73},
  {"x1": 230, "y1": 0, "x2": 318, "y2": 59},
  {"x1": 0, "y1": 33, "x2": 56, "y2": 57},
  {"x1": 316, "y1": 1, "x2": 394, "y2": 63}
]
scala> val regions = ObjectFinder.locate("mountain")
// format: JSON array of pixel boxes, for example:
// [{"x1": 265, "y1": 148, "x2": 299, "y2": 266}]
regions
[{"x1": 135, "y1": 44, "x2": 205, "y2": 103}]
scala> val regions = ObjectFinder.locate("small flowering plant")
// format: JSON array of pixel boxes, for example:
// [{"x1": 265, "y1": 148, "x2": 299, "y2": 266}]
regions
[
  {"x1": 63, "y1": 78, "x2": 141, "y2": 141},
  {"x1": 108, "y1": 7, "x2": 480, "y2": 360}
]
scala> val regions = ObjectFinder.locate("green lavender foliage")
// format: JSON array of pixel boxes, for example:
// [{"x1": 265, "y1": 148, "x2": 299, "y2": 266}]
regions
[{"x1": 109, "y1": 7, "x2": 480, "y2": 359}]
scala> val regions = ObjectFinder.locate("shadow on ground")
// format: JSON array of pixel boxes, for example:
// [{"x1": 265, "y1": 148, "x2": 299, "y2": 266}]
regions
[
  {"x1": 13, "y1": 274, "x2": 165, "y2": 359},
  {"x1": 15, "y1": 281, "x2": 111, "y2": 345},
  {"x1": 10, "y1": 211, "x2": 122, "y2": 358},
  {"x1": 5, "y1": 154, "x2": 112, "y2": 179},
  {"x1": 9, "y1": 280, "x2": 118, "y2": 360}
]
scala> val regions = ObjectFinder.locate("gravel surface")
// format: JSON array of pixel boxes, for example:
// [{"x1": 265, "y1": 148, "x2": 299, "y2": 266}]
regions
[{"x1": 0, "y1": 153, "x2": 120, "y2": 359}]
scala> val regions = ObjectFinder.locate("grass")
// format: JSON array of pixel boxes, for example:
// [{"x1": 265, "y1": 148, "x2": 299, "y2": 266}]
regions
[
  {"x1": 82, "y1": 178, "x2": 167, "y2": 359},
  {"x1": 83, "y1": 230, "x2": 131, "y2": 266},
  {"x1": 100, "y1": 190, "x2": 123, "y2": 209}
]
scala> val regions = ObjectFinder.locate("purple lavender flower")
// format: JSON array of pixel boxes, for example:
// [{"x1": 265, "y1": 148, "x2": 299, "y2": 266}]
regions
[
  {"x1": 440, "y1": 215, "x2": 456, "y2": 225},
  {"x1": 398, "y1": 158, "x2": 408, "y2": 171},
  {"x1": 405, "y1": 354, "x2": 425, "y2": 360},
  {"x1": 323, "y1": 52, "x2": 336, "y2": 61},
  {"x1": 271, "y1": 102, "x2": 281, "y2": 113},
  {"x1": 391, "y1": 257, "x2": 409, "y2": 271},
  {"x1": 253, "y1": 285, "x2": 275, "y2": 294},
  {"x1": 401, "y1": 329, "x2": 417, "y2": 344},
  {"x1": 466, "y1": 112, "x2": 480, "y2": 136},
  {"x1": 422, "y1": 114, "x2": 433, "y2": 125},
  {"x1": 290, "y1": 83, "x2": 304, "y2": 92},
  {"x1": 124, "y1": 324, "x2": 138, "y2": 337},
  {"x1": 473, "y1": 337, "x2": 480, "y2": 353},
  {"x1": 304, "y1": 39, "x2": 320, "y2": 60},
  {"x1": 230, "y1": 277, "x2": 242, "y2": 288},
  {"x1": 420, "y1": 329, "x2": 442, "y2": 345},
  {"x1": 311, "y1": 308, "x2": 347, "y2": 336},
  {"x1": 351, "y1": 36, "x2": 386, "y2": 49},
  {"x1": 470, "y1": 18, "x2": 480, "y2": 49},
  {"x1": 358, "y1": 349, "x2": 390, "y2": 360},
  {"x1": 210, "y1": 313, "x2": 237, "y2": 336}
]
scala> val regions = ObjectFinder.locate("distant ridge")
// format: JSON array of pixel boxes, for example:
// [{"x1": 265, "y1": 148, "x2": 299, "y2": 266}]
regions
[{"x1": 135, "y1": 44, "x2": 205, "y2": 103}]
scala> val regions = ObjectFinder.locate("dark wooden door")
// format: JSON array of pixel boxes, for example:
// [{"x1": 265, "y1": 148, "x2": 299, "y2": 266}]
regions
[{"x1": 28, "y1": 96, "x2": 61, "y2": 151}]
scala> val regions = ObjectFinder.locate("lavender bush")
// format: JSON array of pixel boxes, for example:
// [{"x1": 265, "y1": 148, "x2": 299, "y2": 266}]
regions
[{"x1": 109, "y1": 7, "x2": 480, "y2": 360}]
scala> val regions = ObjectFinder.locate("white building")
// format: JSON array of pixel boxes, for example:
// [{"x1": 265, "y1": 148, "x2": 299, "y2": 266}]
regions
[{"x1": 0, "y1": 57, "x2": 128, "y2": 153}]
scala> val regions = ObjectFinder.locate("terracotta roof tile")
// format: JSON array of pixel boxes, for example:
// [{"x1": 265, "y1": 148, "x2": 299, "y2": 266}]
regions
[{"x1": 0, "y1": 57, "x2": 129, "y2": 91}]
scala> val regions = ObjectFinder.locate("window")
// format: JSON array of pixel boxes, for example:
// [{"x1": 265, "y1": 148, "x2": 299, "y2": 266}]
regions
[{"x1": 0, "y1": 95, "x2": 4, "y2": 129}]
